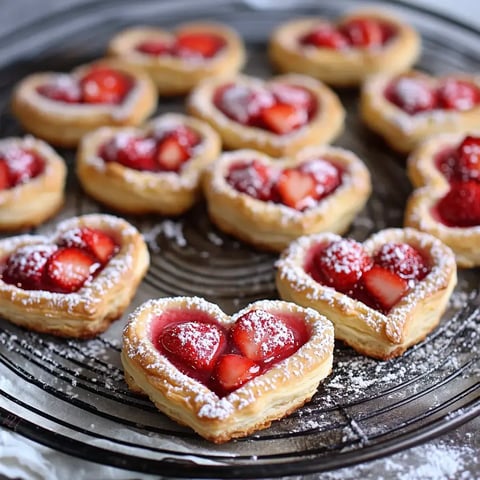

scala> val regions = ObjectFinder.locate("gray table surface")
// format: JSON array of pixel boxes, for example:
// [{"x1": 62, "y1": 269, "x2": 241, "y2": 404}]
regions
[{"x1": 0, "y1": 1, "x2": 478, "y2": 479}]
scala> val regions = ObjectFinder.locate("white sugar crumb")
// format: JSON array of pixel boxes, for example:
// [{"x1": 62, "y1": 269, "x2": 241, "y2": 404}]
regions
[{"x1": 142, "y1": 219, "x2": 187, "y2": 250}]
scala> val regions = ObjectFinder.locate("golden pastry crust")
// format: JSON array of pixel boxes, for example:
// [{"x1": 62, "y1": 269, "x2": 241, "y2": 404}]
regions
[
  {"x1": 0, "y1": 136, "x2": 66, "y2": 231},
  {"x1": 269, "y1": 10, "x2": 420, "y2": 87},
  {"x1": 404, "y1": 132, "x2": 480, "y2": 268},
  {"x1": 107, "y1": 22, "x2": 246, "y2": 95},
  {"x1": 76, "y1": 113, "x2": 221, "y2": 215},
  {"x1": 122, "y1": 297, "x2": 334, "y2": 443},
  {"x1": 360, "y1": 71, "x2": 480, "y2": 153},
  {"x1": 11, "y1": 59, "x2": 157, "y2": 148},
  {"x1": 202, "y1": 146, "x2": 371, "y2": 252},
  {"x1": 187, "y1": 73, "x2": 345, "y2": 157},
  {"x1": 276, "y1": 228, "x2": 457, "y2": 360},
  {"x1": 0, "y1": 214, "x2": 150, "y2": 338}
]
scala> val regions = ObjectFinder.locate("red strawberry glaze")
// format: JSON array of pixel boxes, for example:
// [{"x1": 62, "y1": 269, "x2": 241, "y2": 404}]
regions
[
  {"x1": 0, "y1": 145, "x2": 45, "y2": 191},
  {"x1": 213, "y1": 82, "x2": 317, "y2": 134},
  {"x1": 151, "y1": 307, "x2": 311, "y2": 397},
  {"x1": 225, "y1": 157, "x2": 342, "y2": 210},
  {"x1": 0, "y1": 227, "x2": 118, "y2": 293},
  {"x1": 304, "y1": 238, "x2": 431, "y2": 313},
  {"x1": 37, "y1": 67, "x2": 133, "y2": 105}
]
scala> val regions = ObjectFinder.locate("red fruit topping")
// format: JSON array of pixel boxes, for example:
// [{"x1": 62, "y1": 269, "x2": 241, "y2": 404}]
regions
[
  {"x1": 341, "y1": 18, "x2": 387, "y2": 47},
  {"x1": 374, "y1": 242, "x2": 429, "y2": 283},
  {"x1": 0, "y1": 160, "x2": 10, "y2": 190},
  {"x1": 45, "y1": 247, "x2": 98, "y2": 293},
  {"x1": 160, "y1": 321, "x2": 227, "y2": 373},
  {"x1": 136, "y1": 39, "x2": 172, "y2": 56},
  {"x1": 226, "y1": 160, "x2": 274, "y2": 201},
  {"x1": 101, "y1": 134, "x2": 157, "y2": 171},
  {"x1": 57, "y1": 227, "x2": 117, "y2": 264},
  {"x1": 157, "y1": 124, "x2": 201, "y2": 149},
  {"x1": 2, "y1": 244, "x2": 57, "y2": 290},
  {"x1": 37, "y1": 76, "x2": 82, "y2": 103},
  {"x1": 385, "y1": 76, "x2": 437, "y2": 115},
  {"x1": 231, "y1": 309, "x2": 298, "y2": 363},
  {"x1": 275, "y1": 169, "x2": 317, "y2": 210},
  {"x1": 455, "y1": 135, "x2": 480, "y2": 181},
  {"x1": 80, "y1": 67, "x2": 132, "y2": 104},
  {"x1": 174, "y1": 32, "x2": 225, "y2": 59},
  {"x1": 299, "y1": 158, "x2": 342, "y2": 199},
  {"x1": 0, "y1": 146, "x2": 44, "y2": 187},
  {"x1": 214, "y1": 354, "x2": 261, "y2": 394},
  {"x1": 434, "y1": 147, "x2": 457, "y2": 181},
  {"x1": 260, "y1": 103, "x2": 307, "y2": 135},
  {"x1": 300, "y1": 25, "x2": 349, "y2": 49},
  {"x1": 271, "y1": 84, "x2": 316, "y2": 116},
  {"x1": 314, "y1": 239, "x2": 373, "y2": 293},
  {"x1": 214, "y1": 84, "x2": 275, "y2": 125},
  {"x1": 362, "y1": 265, "x2": 409, "y2": 312},
  {"x1": 436, "y1": 181, "x2": 480, "y2": 227},
  {"x1": 437, "y1": 79, "x2": 480, "y2": 111},
  {"x1": 155, "y1": 136, "x2": 191, "y2": 172}
]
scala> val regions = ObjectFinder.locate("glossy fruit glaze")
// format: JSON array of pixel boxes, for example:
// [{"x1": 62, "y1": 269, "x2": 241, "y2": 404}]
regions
[{"x1": 0, "y1": 145, "x2": 44, "y2": 191}]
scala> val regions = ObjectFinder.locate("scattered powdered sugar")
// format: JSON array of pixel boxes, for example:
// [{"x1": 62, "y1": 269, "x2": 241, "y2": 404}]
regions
[{"x1": 142, "y1": 219, "x2": 187, "y2": 251}]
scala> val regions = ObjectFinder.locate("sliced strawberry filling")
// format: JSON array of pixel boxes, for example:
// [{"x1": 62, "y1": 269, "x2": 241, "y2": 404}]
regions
[
  {"x1": 213, "y1": 82, "x2": 317, "y2": 135},
  {"x1": 226, "y1": 157, "x2": 342, "y2": 210},
  {"x1": 305, "y1": 238, "x2": 430, "y2": 313},
  {"x1": 301, "y1": 17, "x2": 396, "y2": 49},
  {"x1": 384, "y1": 75, "x2": 480, "y2": 115},
  {"x1": 99, "y1": 125, "x2": 201, "y2": 173},
  {"x1": 0, "y1": 227, "x2": 118, "y2": 293},
  {"x1": 0, "y1": 145, "x2": 45, "y2": 191},
  {"x1": 153, "y1": 308, "x2": 310, "y2": 397},
  {"x1": 37, "y1": 66, "x2": 133, "y2": 105},
  {"x1": 136, "y1": 32, "x2": 225, "y2": 59}
]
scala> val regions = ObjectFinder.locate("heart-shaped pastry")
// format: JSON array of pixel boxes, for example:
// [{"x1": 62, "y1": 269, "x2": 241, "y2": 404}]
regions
[
  {"x1": 108, "y1": 21, "x2": 246, "y2": 95},
  {"x1": 405, "y1": 132, "x2": 480, "y2": 267},
  {"x1": 121, "y1": 296, "x2": 334, "y2": 443},
  {"x1": 361, "y1": 70, "x2": 480, "y2": 153},
  {"x1": 0, "y1": 214, "x2": 149, "y2": 338},
  {"x1": 0, "y1": 136, "x2": 66, "y2": 231},
  {"x1": 269, "y1": 9, "x2": 420, "y2": 87},
  {"x1": 202, "y1": 146, "x2": 371, "y2": 251},
  {"x1": 12, "y1": 59, "x2": 157, "y2": 147},
  {"x1": 188, "y1": 73, "x2": 344, "y2": 157},
  {"x1": 77, "y1": 113, "x2": 221, "y2": 215},
  {"x1": 276, "y1": 228, "x2": 456, "y2": 359}
]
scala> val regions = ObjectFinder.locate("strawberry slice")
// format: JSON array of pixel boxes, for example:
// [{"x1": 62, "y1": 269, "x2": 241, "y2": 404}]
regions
[
  {"x1": 299, "y1": 158, "x2": 342, "y2": 199},
  {"x1": 57, "y1": 227, "x2": 117, "y2": 264},
  {"x1": 136, "y1": 39, "x2": 172, "y2": 56},
  {"x1": 45, "y1": 247, "x2": 98, "y2": 293},
  {"x1": 174, "y1": 32, "x2": 225, "y2": 58},
  {"x1": 374, "y1": 242, "x2": 429, "y2": 282},
  {"x1": 36, "y1": 75, "x2": 82, "y2": 103},
  {"x1": 340, "y1": 18, "x2": 385, "y2": 47},
  {"x1": 2, "y1": 244, "x2": 57, "y2": 290},
  {"x1": 275, "y1": 168, "x2": 317, "y2": 210},
  {"x1": 0, "y1": 159, "x2": 11, "y2": 190},
  {"x1": 385, "y1": 76, "x2": 438, "y2": 115},
  {"x1": 271, "y1": 84, "x2": 316, "y2": 116},
  {"x1": 455, "y1": 135, "x2": 480, "y2": 181},
  {"x1": 314, "y1": 238, "x2": 373, "y2": 293},
  {"x1": 0, "y1": 147, "x2": 44, "y2": 186},
  {"x1": 226, "y1": 159, "x2": 274, "y2": 201},
  {"x1": 214, "y1": 354, "x2": 261, "y2": 394},
  {"x1": 155, "y1": 136, "x2": 190, "y2": 172},
  {"x1": 160, "y1": 321, "x2": 226, "y2": 373},
  {"x1": 101, "y1": 134, "x2": 157, "y2": 171},
  {"x1": 231, "y1": 309, "x2": 298, "y2": 363},
  {"x1": 300, "y1": 25, "x2": 349, "y2": 49},
  {"x1": 436, "y1": 181, "x2": 480, "y2": 227},
  {"x1": 362, "y1": 265, "x2": 409, "y2": 312},
  {"x1": 437, "y1": 79, "x2": 480, "y2": 111},
  {"x1": 259, "y1": 103, "x2": 307, "y2": 134},
  {"x1": 80, "y1": 67, "x2": 132, "y2": 104}
]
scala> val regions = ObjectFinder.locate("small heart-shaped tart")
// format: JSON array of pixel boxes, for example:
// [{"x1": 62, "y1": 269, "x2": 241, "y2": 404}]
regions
[
  {"x1": 276, "y1": 228, "x2": 456, "y2": 359},
  {"x1": 0, "y1": 136, "x2": 66, "y2": 231},
  {"x1": 12, "y1": 59, "x2": 157, "y2": 147},
  {"x1": 361, "y1": 70, "x2": 480, "y2": 153},
  {"x1": 269, "y1": 9, "x2": 420, "y2": 87},
  {"x1": 107, "y1": 22, "x2": 246, "y2": 95},
  {"x1": 405, "y1": 132, "x2": 480, "y2": 267},
  {"x1": 77, "y1": 113, "x2": 221, "y2": 215},
  {"x1": 121, "y1": 296, "x2": 334, "y2": 443},
  {"x1": 187, "y1": 73, "x2": 344, "y2": 157},
  {"x1": 0, "y1": 214, "x2": 149, "y2": 338},
  {"x1": 202, "y1": 146, "x2": 371, "y2": 251}
]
